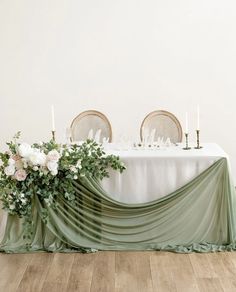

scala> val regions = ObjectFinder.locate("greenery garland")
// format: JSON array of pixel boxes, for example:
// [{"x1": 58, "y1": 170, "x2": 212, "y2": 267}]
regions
[{"x1": 0, "y1": 133, "x2": 125, "y2": 240}]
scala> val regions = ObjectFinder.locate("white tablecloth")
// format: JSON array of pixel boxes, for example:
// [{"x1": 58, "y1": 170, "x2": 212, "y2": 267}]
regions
[{"x1": 101, "y1": 143, "x2": 229, "y2": 204}]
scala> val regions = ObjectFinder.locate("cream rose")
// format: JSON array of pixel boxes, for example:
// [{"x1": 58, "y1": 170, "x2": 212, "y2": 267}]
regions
[{"x1": 15, "y1": 169, "x2": 27, "y2": 181}]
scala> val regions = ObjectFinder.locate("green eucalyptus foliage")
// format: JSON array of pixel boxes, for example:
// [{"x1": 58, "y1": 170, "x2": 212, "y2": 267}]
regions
[{"x1": 0, "y1": 136, "x2": 126, "y2": 240}]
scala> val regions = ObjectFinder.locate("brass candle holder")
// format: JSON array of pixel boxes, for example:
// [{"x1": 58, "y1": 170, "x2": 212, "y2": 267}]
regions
[
  {"x1": 183, "y1": 133, "x2": 191, "y2": 150},
  {"x1": 51, "y1": 130, "x2": 56, "y2": 141},
  {"x1": 195, "y1": 129, "x2": 203, "y2": 149}
]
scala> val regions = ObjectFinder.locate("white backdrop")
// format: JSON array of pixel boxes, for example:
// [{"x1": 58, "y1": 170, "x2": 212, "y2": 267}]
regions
[{"x1": 0, "y1": 0, "x2": 236, "y2": 180}]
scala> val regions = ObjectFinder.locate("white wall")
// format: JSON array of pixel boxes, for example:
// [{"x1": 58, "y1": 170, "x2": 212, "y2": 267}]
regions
[{"x1": 1, "y1": 0, "x2": 236, "y2": 178}]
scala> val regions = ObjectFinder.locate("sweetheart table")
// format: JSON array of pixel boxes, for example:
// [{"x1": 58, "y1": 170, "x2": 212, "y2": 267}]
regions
[
  {"x1": 1, "y1": 142, "x2": 236, "y2": 253},
  {"x1": 101, "y1": 143, "x2": 229, "y2": 203}
]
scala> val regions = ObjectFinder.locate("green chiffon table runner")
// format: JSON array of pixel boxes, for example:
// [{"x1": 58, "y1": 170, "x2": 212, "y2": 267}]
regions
[{"x1": 1, "y1": 157, "x2": 236, "y2": 253}]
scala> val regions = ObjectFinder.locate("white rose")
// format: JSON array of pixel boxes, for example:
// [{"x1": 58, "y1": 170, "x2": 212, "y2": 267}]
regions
[
  {"x1": 8, "y1": 158, "x2": 15, "y2": 166},
  {"x1": 47, "y1": 161, "x2": 58, "y2": 172},
  {"x1": 18, "y1": 143, "x2": 33, "y2": 158},
  {"x1": 47, "y1": 150, "x2": 60, "y2": 162},
  {"x1": 15, "y1": 169, "x2": 27, "y2": 181},
  {"x1": 28, "y1": 151, "x2": 46, "y2": 166},
  {"x1": 4, "y1": 165, "x2": 15, "y2": 176}
]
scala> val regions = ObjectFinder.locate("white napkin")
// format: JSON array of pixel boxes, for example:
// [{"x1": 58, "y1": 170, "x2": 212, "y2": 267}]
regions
[
  {"x1": 87, "y1": 129, "x2": 94, "y2": 140},
  {"x1": 94, "y1": 129, "x2": 102, "y2": 143}
]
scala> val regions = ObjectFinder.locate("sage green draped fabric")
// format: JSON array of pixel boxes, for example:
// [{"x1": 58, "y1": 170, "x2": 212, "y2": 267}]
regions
[{"x1": 1, "y1": 158, "x2": 236, "y2": 253}]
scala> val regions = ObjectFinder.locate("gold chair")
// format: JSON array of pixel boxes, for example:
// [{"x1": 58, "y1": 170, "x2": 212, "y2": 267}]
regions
[
  {"x1": 70, "y1": 110, "x2": 112, "y2": 142},
  {"x1": 140, "y1": 110, "x2": 183, "y2": 143}
]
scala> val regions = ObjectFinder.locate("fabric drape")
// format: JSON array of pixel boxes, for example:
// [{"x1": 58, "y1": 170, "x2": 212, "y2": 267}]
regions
[{"x1": 1, "y1": 158, "x2": 236, "y2": 253}]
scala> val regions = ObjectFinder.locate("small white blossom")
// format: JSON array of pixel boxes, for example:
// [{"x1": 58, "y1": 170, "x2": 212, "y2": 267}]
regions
[
  {"x1": 73, "y1": 175, "x2": 78, "y2": 180},
  {"x1": 9, "y1": 204, "x2": 15, "y2": 210},
  {"x1": 21, "y1": 198, "x2": 27, "y2": 205},
  {"x1": 33, "y1": 166, "x2": 39, "y2": 171},
  {"x1": 70, "y1": 166, "x2": 77, "y2": 173},
  {"x1": 76, "y1": 160, "x2": 82, "y2": 169},
  {"x1": 51, "y1": 169, "x2": 58, "y2": 176}
]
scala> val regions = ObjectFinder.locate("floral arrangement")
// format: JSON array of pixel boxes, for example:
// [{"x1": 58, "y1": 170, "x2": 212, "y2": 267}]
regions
[{"x1": 0, "y1": 133, "x2": 125, "y2": 238}]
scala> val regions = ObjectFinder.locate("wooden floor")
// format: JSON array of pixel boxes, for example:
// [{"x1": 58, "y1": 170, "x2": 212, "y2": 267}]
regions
[{"x1": 1, "y1": 251, "x2": 236, "y2": 292}]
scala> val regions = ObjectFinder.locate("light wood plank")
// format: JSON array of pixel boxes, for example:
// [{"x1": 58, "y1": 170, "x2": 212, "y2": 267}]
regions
[
  {"x1": 90, "y1": 251, "x2": 115, "y2": 292},
  {"x1": 169, "y1": 253, "x2": 200, "y2": 292},
  {"x1": 66, "y1": 253, "x2": 95, "y2": 292},
  {"x1": 0, "y1": 254, "x2": 32, "y2": 292},
  {"x1": 115, "y1": 251, "x2": 153, "y2": 292},
  {"x1": 189, "y1": 253, "x2": 216, "y2": 278},
  {"x1": 197, "y1": 278, "x2": 224, "y2": 292},
  {"x1": 150, "y1": 251, "x2": 176, "y2": 292},
  {"x1": 41, "y1": 253, "x2": 75, "y2": 292},
  {"x1": 16, "y1": 253, "x2": 54, "y2": 292}
]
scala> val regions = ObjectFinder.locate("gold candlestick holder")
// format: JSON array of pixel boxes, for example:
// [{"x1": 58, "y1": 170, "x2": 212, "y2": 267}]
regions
[
  {"x1": 51, "y1": 130, "x2": 56, "y2": 141},
  {"x1": 183, "y1": 133, "x2": 191, "y2": 150},
  {"x1": 195, "y1": 129, "x2": 203, "y2": 149}
]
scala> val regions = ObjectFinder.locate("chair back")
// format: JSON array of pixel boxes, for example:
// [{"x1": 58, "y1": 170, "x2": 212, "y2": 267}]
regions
[
  {"x1": 71, "y1": 110, "x2": 112, "y2": 142},
  {"x1": 140, "y1": 110, "x2": 182, "y2": 143}
]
